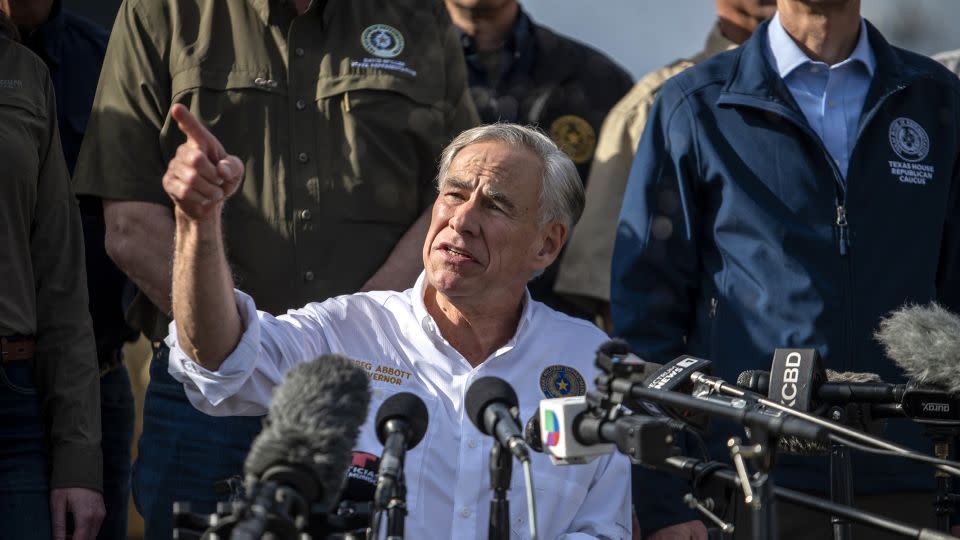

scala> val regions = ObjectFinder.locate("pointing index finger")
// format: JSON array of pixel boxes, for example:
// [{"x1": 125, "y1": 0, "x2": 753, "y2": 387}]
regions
[{"x1": 170, "y1": 103, "x2": 227, "y2": 161}]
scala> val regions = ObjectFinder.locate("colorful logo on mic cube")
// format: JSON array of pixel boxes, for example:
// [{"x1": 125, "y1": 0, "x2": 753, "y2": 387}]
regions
[{"x1": 544, "y1": 409, "x2": 561, "y2": 447}]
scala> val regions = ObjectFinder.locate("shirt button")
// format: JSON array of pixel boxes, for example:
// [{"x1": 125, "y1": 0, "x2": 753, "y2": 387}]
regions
[
  {"x1": 300, "y1": 209, "x2": 312, "y2": 220},
  {"x1": 468, "y1": 439, "x2": 477, "y2": 449},
  {"x1": 304, "y1": 271, "x2": 315, "y2": 281},
  {"x1": 296, "y1": 99, "x2": 306, "y2": 110},
  {"x1": 460, "y1": 508, "x2": 471, "y2": 518},
  {"x1": 295, "y1": 47, "x2": 305, "y2": 57},
  {"x1": 298, "y1": 152, "x2": 309, "y2": 163}
]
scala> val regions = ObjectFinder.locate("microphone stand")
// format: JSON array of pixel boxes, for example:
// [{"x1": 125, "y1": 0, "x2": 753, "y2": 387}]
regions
[
  {"x1": 385, "y1": 476, "x2": 407, "y2": 540},
  {"x1": 727, "y1": 431, "x2": 777, "y2": 540},
  {"x1": 926, "y1": 426, "x2": 960, "y2": 532},
  {"x1": 488, "y1": 441, "x2": 512, "y2": 540},
  {"x1": 827, "y1": 406, "x2": 854, "y2": 540},
  {"x1": 666, "y1": 455, "x2": 957, "y2": 539}
]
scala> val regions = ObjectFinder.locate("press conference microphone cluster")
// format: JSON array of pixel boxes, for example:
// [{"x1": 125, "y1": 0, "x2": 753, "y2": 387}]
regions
[
  {"x1": 204, "y1": 354, "x2": 372, "y2": 540},
  {"x1": 572, "y1": 342, "x2": 960, "y2": 539}
]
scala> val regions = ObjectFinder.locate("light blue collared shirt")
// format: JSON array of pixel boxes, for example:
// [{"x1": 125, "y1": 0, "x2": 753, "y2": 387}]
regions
[{"x1": 765, "y1": 12, "x2": 876, "y2": 180}]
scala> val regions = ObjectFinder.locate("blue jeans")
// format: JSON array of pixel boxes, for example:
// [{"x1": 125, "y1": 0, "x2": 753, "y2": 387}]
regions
[
  {"x1": 97, "y1": 364, "x2": 134, "y2": 540},
  {"x1": 132, "y1": 344, "x2": 262, "y2": 540},
  {"x1": 0, "y1": 359, "x2": 52, "y2": 540}
]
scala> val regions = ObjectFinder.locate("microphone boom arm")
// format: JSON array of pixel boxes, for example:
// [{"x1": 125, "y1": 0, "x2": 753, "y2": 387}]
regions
[{"x1": 690, "y1": 372, "x2": 960, "y2": 477}]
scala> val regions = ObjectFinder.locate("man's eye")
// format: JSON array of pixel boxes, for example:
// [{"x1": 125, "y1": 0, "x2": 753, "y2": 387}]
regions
[{"x1": 445, "y1": 192, "x2": 465, "y2": 200}]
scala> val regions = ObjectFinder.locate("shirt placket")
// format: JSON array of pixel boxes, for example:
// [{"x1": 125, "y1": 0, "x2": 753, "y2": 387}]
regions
[
  {"x1": 823, "y1": 68, "x2": 849, "y2": 178},
  {"x1": 451, "y1": 369, "x2": 491, "y2": 539},
  {"x1": 288, "y1": 15, "x2": 322, "y2": 286}
]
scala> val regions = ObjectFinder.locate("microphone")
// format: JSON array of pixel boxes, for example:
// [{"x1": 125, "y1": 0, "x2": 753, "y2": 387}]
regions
[
  {"x1": 740, "y1": 370, "x2": 960, "y2": 427},
  {"x1": 736, "y1": 370, "x2": 769, "y2": 395},
  {"x1": 524, "y1": 409, "x2": 544, "y2": 453},
  {"x1": 237, "y1": 354, "x2": 371, "y2": 538},
  {"x1": 877, "y1": 302, "x2": 960, "y2": 393},
  {"x1": 537, "y1": 396, "x2": 617, "y2": 465},
  {"x1": 373, "y1": 392, "x2": 429, "y2": 509},
  {"x1": 643, "y1": 355, "x2": 713, "y2": 430},
  {"x1": 465, "y1": 377, "x2": 530, "y2": 463},
  {"x1": 524, "y1": 367, "x2": 591, "y2": 455},
  {"x1": 740, "y1": 349, "x2": 885, "y2": 455},
  {"x1": 538, "y1": 395, "x2": 677, "y2": 468},
  {"x1": 738, "y1": 368, "x2": 903, "y2": 405}
]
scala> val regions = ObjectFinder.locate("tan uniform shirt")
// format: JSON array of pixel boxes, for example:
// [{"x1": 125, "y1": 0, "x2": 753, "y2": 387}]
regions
[
  {"x1": 555, "y1": 25, "x2": 736, "y2": 310},
  {"x1": 933, "y1": 48, "x2": 960, "y2": 76},
  {"x1": 74, "y1": 0, "x2": 479, "y2": 340},
  {"x1": 0, "y1": 37, "x2": 101, "y2": 491}
]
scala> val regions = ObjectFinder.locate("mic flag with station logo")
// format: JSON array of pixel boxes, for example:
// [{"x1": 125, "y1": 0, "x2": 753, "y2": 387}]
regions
[{"x1": 767, "y1": 348, "x2": 825, "y2": 411}]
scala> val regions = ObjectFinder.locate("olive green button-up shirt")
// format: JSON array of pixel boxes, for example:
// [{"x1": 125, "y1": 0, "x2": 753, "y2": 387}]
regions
[
  {"x1": 74, "y1": 0, "x2": 479, "y2": 339},
  {"x1": 0, "y1": 37, "x2": 102, "y2": 491}
]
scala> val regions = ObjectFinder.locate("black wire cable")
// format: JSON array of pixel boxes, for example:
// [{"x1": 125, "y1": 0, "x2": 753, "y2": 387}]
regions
[{"x1": 829, "y1": 433, "x2": 960, "y2": 471}]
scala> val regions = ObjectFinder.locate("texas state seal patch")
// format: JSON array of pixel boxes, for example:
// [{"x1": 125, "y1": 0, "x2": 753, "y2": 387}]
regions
[
  {"x1": 539, "y1": 365, "x2": 586, "y2": 398},
  {"x1": 548, "y1": 115, "x2": 596, "y2": 164},
  {"x1": 361, "y1": 24, "x2": 405, "y2": 59}
]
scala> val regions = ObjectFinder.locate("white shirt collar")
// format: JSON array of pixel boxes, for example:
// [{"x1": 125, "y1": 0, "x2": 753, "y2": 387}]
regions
[
  {"x1": 767, "y1": 11, "x2": 876, "y2": 78},
  {"x1": 411, "y1": 271, "x2": 534, "y2": 354}
]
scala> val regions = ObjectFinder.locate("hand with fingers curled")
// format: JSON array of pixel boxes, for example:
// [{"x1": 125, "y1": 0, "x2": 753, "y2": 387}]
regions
[
  {"x1": 162, "y1": 104, "x2": 245, "y2": 221},
  {"x1": 51, "y1": 487, "x2": 105, "y2": 540}
]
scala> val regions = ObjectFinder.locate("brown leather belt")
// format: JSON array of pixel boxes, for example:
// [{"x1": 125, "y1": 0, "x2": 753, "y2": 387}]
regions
[{"x1": 1, "y1": 336, "x2": 36, "y2": 362}]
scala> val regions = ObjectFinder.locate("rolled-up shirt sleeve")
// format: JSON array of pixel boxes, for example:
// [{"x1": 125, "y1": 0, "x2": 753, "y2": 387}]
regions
[{"x1": 166, "y1": 289, "x2": 332, "y2": 416}]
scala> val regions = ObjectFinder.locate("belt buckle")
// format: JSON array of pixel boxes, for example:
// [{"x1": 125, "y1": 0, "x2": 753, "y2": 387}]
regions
[{"x1": 0, "y1": 336, "x2": 35, "y2": 363}]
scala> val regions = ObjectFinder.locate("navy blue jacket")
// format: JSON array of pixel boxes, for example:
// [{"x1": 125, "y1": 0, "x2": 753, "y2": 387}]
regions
[{"x1": 613, "y1": 19, "x2": 960, "y2": 533}]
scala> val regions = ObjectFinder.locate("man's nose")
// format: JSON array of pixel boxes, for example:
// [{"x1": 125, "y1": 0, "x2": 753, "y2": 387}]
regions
[{"x1": 449, "y1": 197, "x2": 480, "y2": 236}]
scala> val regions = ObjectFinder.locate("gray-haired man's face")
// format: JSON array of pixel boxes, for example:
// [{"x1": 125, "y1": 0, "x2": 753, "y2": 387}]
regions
[{"x1": 423, "y1": 140, "x2": 564, "y2": 304}]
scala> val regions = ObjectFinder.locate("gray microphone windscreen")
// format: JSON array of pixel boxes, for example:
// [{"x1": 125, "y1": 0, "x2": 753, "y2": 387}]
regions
[
  {"x1": 244, "y1": 353, "x2": 371, "y2": 509},
  {"x1": 876, "y1": 303, "x2": 960, "y2": 392},
  {"x1": 825, "y1": 369, "x2": 882, "y2": 384}
]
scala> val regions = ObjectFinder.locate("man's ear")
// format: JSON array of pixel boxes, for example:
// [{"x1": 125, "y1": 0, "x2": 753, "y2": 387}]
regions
[{"x1": 534, "y1": 221, "x2": 568, "y2": 266}]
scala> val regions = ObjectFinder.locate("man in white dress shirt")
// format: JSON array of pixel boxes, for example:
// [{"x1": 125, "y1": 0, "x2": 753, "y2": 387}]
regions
[{"x1": 158, "y1": 105, "x2": 632, "y2": 540}]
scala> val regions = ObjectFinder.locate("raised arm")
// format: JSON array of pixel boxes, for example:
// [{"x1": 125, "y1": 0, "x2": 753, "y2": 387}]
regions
[{"x1": 163, "y1": 104, "x2": 245, "y2": 370}]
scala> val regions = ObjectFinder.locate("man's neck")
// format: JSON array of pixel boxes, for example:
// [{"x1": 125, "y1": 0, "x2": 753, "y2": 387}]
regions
[
  {"x1": 777, "y1": 0, "x2": 861, "y2": 65},
  {"x1": 424, "y1": 285, "x2": 524, "y2": 367},
  {"x1": 7, "y1": 0, "x2": 53, "y2": 32},
  {"x1": 445, "y1": 1, "x2": 519, "y2": 52},
  {"x1": 294, "y1": 0, "x2": 311, "y2": 16}
]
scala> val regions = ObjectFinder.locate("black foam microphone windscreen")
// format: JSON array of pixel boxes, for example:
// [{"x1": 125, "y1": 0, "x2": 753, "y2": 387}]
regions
[
  {"x1": 243, "y1": 354, "x2": 371, "y2": 510},
  {"x1": 465, "y1": 376, "x2": 519, "y2": 434},
  {"x1": 375, "y1": 392, "x2": 429, "y2": 448},
  {"x1": 876, "y1": 302, "x2": 960, "y2": 393}
]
